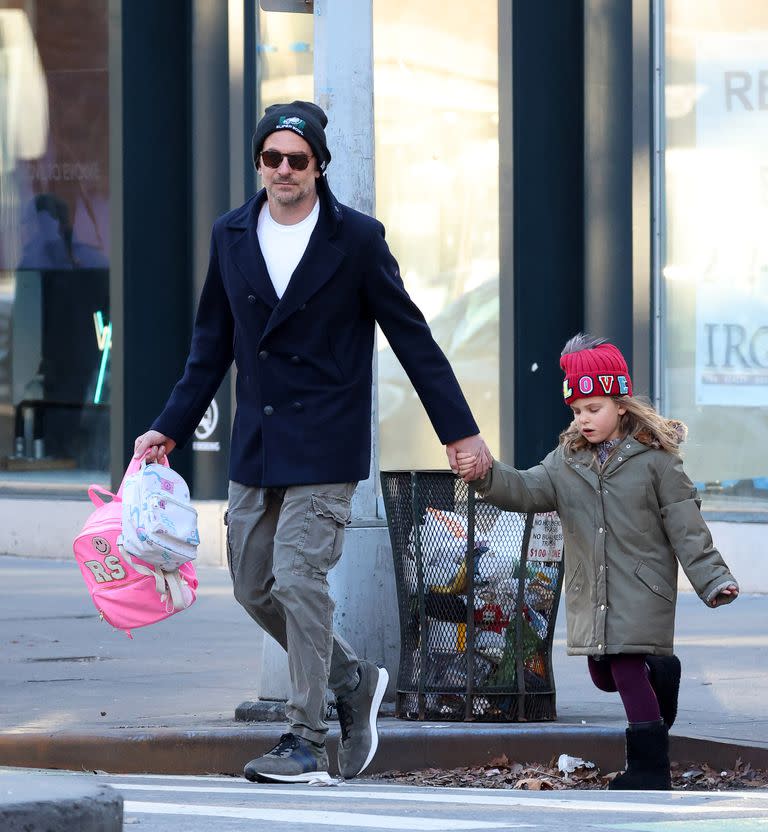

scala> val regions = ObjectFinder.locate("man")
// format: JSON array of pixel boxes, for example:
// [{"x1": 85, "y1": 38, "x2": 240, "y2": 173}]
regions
[{"x1": 134, "y1": 101, "x2": 491, "y2": 784}]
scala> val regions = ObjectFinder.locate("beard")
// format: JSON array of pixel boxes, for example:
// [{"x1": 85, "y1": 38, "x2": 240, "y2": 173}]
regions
[{"x1": 267, "y1": 178, "x2": 314, "y2": 206}]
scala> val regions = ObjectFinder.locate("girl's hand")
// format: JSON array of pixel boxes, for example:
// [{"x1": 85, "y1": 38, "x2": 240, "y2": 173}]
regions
[
  {"x1": 710, "y1": 584, "x2": 739, "y2": 607},
  {"x1": 455, "y1": 450, "x2": 484, "y2": 479}
]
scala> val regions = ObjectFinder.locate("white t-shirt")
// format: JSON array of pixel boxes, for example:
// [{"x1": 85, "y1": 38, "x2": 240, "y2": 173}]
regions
[{"x1": 256, "y1": 199, "x2": 320, "y2": 299}]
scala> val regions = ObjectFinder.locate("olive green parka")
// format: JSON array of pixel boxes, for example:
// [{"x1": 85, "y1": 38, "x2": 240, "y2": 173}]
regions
[{"x1": 477, "y1": 438, "x2": 737, "y2": 657}]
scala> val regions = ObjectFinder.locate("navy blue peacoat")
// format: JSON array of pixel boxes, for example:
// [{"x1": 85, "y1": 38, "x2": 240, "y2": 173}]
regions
[{"x1": 152, "y1": 180, "x2": 479, "y2": 487}]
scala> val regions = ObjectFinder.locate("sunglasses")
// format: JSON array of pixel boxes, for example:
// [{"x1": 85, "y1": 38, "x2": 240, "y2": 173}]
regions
[{"x1": 259, "y1": 150, "x2": 314, "y2": 171}]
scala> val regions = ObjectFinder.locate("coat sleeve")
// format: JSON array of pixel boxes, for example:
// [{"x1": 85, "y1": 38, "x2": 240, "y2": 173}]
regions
[
  {"x1": 474, "y1": 456, "x2": 558, "y2": 513},
  {"x1": 657, "y1": 454, "x2": 738, "y2": 604},
  {"x1": 360, "y1": 223, "x2": 479, "y2": 445},
  {"x1": 151, "y1": 230, "x2": 234, "y2": 448}
]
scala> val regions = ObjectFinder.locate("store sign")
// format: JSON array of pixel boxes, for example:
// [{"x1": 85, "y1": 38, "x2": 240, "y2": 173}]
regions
[
  {"x1": 193, "y1": 400, "x2": 221, "y2": 452},
  {"x1": 693, "y1": 33, "x2": 768, "y2": 406},
  {"x1": 696, "y1": 287, "x2": 768, "y2": 405}
]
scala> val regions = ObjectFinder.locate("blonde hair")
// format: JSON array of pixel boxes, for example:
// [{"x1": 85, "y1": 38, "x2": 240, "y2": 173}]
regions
[{"x1": 560, "y1": 395, "x2": 687, "y2": 455}]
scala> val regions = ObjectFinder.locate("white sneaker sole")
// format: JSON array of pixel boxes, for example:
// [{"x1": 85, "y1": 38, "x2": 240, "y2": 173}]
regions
[
  {"x1": 356, "y1": 665, "x2": 389, "y2": 777},
  {"x1": 247, "y1": 770, "x2": 333, "y2": 785}
]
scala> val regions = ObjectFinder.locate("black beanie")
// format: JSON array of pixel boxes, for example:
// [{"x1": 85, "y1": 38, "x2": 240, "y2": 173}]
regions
[{"x1": 251, "y1": 100, "x2": 331, "y2": 172}]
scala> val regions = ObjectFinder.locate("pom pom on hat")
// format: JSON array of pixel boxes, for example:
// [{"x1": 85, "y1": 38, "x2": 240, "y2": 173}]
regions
[{"x1": 560, "y1": 333, "x2": 632, "y2": 405}]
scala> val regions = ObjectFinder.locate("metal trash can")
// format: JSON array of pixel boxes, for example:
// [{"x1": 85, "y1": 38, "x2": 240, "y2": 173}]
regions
[{"x1": 381, "y1": 470, "x2": 564, "y2": 722}]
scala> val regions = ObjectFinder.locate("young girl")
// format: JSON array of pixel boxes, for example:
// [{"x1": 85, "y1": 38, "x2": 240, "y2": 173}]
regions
[{"x1": 456, "y1": 333, "x2": 738, "y2": 790}]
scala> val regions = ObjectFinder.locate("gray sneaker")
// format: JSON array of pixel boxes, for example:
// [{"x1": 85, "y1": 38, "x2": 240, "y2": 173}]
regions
[
  {"x1": 243, "y1": 733, "x2": 331, "y2": 784},
  {"x1": 336, "y1": 661, "x2": 389, "y2": 779}
]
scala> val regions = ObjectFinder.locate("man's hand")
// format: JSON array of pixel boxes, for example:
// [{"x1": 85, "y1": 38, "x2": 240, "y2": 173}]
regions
[
  {"x1": 133, "y1": 430, "x2": 176, "y2": 462},
  {"x1": 445, "y1": 434, "x2": 492, "y2": 483}
]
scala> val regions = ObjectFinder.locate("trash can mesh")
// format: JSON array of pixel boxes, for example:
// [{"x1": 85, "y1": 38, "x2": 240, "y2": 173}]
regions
[{"x1": 381, "y1": 471, "x2": 564, "y2": 722}]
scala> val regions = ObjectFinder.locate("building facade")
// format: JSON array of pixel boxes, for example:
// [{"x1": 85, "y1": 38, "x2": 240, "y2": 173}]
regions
[{"x1": 0, "y1": 0, "x2": 765, "y2": 596}]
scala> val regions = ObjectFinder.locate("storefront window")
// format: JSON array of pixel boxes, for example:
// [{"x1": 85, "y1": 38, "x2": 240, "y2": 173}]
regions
[
  {"x1": 0, "y1": 0, "x2": 109, "y2": 489},
  {"x1": 374, "y1": 0, "x2": 499, "y2": 470}
]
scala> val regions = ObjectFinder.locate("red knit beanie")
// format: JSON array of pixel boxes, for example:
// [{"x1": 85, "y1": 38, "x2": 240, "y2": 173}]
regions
[{"x1": 560, "y1": 338, "x2": 632, "y2": 405}]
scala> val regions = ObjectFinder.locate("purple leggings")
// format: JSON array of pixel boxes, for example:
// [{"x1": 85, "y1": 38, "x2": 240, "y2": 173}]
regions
[{"x1": 587, "y1": 654, "x2": 661, "y2": 723}]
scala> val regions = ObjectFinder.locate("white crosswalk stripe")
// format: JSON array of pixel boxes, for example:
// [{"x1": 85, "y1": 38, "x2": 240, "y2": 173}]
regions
[
  {"x1": 123, "y1": 800, "x2": 526, "y2": 829},
  {"x1": 114, "y1": 782, "x2": 768, "y2": 815}
]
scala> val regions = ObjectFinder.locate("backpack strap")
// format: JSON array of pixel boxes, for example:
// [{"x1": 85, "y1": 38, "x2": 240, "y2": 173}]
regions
[
  {"x1": 87, "y1": 485, "x2": 116, "y2": 508},
  {"x1": 131, "y1": 560, "x2": 166, "y2": 596},
  {"x1": 117, "y1": 452, "x2": 169, "y2": 499},
  {"x1": 163, "y1": 569, "x2": 193, "y2": 611},
  {"x1": 130, "y1": 560, "x2": 192, "y2": 612}
]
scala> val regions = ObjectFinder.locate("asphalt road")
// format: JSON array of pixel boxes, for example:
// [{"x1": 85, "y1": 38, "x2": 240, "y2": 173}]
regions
[{"x1": 6, "y1": 769, "x2": 768, "y2": 832}]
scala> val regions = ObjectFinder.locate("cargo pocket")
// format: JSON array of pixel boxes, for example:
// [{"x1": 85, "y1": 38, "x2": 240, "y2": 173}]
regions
[
  {"x1": 292, "y1": 493, "x2": 352, "y2": 579},
  {"x1": 635, "y1": 560, "x2": 674, "y2": 602}
]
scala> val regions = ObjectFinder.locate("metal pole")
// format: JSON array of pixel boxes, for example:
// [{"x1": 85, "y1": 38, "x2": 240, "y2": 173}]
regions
[{"x1": 464, "y1": 484, "x2": 477, "y2": 720}]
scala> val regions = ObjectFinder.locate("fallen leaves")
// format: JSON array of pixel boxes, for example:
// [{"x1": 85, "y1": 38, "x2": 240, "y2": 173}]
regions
[{"x1": 373, "y1": 756, "x2": 768, "y2": 791}]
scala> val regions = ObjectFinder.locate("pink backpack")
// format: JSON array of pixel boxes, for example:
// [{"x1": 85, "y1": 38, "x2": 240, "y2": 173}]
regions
[{"x1": 73, "y1": 454, "x2": 198, "y2": 638}]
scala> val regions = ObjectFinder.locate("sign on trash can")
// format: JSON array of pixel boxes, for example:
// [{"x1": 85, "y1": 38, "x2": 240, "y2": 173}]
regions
[{"x1": 380, "y1": 471, "x2": 564, "y2": 722}]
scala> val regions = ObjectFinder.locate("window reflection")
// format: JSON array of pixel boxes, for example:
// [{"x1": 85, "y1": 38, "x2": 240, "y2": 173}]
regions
[
  {"x1": 662, "y1": 0, "x2": 768, "y2": 504},
  {"x1": 374, "y1": 1, "x2": 499, "y2": 470},
  {"x1": 0, "y1": 1, "x2": 109, "y2": 486}
]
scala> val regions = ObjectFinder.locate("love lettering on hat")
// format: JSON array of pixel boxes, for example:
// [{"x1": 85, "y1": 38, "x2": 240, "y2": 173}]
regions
[{"x1": 563, "y1": 373, "x2": 631, "y2": 401}]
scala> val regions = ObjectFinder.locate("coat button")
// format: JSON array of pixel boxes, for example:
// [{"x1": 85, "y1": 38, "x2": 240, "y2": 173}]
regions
[
  {"x1": 598, "y1": 527, "x2": 604, "y2": 533},
  {"x1": 600, "y1": 604, "x2": 606, "y2": 610},
  {"x1": 598, "y1": 643, "x2": 603, "y2": 650},
  {"x1": 299, "y1": 303, "x2": 307, "y2": 311},
  {"x1": 263, "y1": 405, "x2": 274, "y2": 416},
  {"x1": 248, "y1": 294, "x2": 256, "y2": 304},
  {"x1": 291, "y1": 355, "x2": 301, "y2": 364},
  {"x1": 617, "y1": 456, "x2": 623, "y2": 461},
  {"x1": 259, "y1": 350, "x2": 269, "y2": 360},
  {"x1": 653, "y1": 584, "x2": 659, "y2": 591},
  {"x1": 292, "y1": 401, "x2": 304, "y2": 412}
]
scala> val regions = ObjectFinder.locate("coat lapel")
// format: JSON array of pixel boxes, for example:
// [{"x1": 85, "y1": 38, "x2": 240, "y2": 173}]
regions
[{"x1": 227, "y1": 192, "x2": 280, "y2": 311}]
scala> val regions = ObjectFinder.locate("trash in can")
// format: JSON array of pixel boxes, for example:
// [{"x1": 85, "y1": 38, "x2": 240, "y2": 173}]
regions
[{"x1": 381, "y1": 470, "x2": 564, "y2": 722}]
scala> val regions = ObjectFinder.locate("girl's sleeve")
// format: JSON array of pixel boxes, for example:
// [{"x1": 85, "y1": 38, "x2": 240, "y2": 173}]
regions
[
  {"x1": 657, "y1": 454, "x2": 738, "y2": 604},
  {"x1": 473, "y1": 455, "x2": 558, "y2": 513}
]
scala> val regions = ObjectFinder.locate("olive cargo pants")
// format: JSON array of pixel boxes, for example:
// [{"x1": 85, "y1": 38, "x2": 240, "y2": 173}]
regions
[{"x1": 225, "y1": 481, "x2": 360, "y2": 744}]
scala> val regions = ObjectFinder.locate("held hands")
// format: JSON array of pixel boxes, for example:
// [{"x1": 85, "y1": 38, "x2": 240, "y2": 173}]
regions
[
  {"x1": 133, "y1": 430, "x2": 176, "y2": 463},
  {"x1": 710, "y1": 584, "x2": 739, "y2": 607},
  {"x1": 445, "y1": 434, "x2": 492, "y2": 483}
]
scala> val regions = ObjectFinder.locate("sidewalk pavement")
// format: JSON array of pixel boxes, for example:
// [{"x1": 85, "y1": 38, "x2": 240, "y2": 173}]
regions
[{"x1": 0, "y1": 555, "x2": 766, "y2": 782}]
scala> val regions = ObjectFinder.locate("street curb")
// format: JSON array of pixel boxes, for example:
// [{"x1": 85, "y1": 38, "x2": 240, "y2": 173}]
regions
[
  {"x1": 0, "y1": 772, "x2": 122, "y2": 831},
  {"x1": 1, "y1": 721, "x2": 766, "y2": 777}
]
